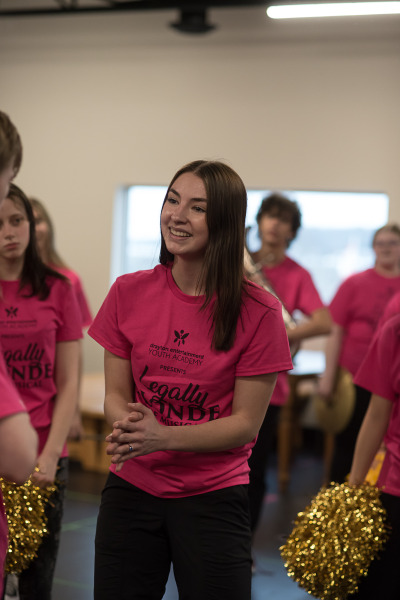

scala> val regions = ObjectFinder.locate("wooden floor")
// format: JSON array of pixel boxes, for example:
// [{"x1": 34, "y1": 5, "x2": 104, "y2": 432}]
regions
[{"x1": 51, "y1": 430, "x2": 325, "y2": 599}]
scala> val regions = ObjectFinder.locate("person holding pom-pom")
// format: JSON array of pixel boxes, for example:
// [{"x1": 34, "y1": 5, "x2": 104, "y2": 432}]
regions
[{"x1": 348, "y1": 313, "x2": 400, "y2": 598}]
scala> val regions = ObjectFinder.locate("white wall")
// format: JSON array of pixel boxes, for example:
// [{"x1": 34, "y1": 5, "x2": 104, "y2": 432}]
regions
[{"x1": 1, "y1": 7, "x2": 399, "y2": 371}]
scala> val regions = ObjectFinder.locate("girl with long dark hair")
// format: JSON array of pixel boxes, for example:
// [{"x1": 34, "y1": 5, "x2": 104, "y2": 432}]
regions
[
  {"x1": 0, "y1": 183, "x2": 82, "y2": 600},
  {"x1": 29, "y1": 196, "x2": 93, "y2": 440},
  {"x1": 89, "y1": 160, "x2": 293, "y2": 599},
  {"x1": 0, "y1": 112, "x2": 37, "y2": 600}
]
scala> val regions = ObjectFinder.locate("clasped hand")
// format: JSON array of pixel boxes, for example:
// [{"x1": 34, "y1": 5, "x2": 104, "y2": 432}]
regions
[{"x1": 106, "y1": 403, "x2": 164, "y2": 470}]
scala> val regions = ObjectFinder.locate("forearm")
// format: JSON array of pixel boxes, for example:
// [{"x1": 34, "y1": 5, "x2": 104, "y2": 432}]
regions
[
  {"x1": 348, "y1": 395, "x2": 391, "y2": 485},
  {"x1": 109, "y1": 374, "x2": 277, "y2": 462},
  {"x1": 162, "y1": 413, "x2": 260, "y2": 453},
  {"x1": 104, "y1": 391, "x2": 134, "y2": 429},
  {"x1": 42, "y1": 382, "x2": 78, "y2": 459},
  {"x1": 318, "y1": 324, "x2": 343, "y2": 395},
  {"x1": 287, "y1": 307, "x2": 332, "y2": 344},
  {"x1": 103, "y1": 349, "x2": 135, "y2": 428},
  {"x1": 0, "y1": 413, "x2": 38, "y2": 484}
]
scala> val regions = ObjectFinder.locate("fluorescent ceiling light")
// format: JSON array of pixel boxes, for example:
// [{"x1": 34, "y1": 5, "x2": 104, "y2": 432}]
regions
[{"x1": 267, "y1": 2, "x2": 400, "y2": 19}]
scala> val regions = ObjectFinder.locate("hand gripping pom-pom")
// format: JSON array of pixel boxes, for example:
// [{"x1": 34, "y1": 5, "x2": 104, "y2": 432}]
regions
[
  {"x1": 280, "y1": 482, "x2": 389, "y2": 599},
  {"x1": 1, "y1": 476, "x2": 57, "y2": 574}
]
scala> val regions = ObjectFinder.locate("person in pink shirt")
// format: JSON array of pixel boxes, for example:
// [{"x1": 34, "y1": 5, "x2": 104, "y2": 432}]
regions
[
  {"x1": 30, "y1": 196, "x2": 93, "y2": 440},
  {"x1": 319, "y1": 224, "x2": 400, "y2": 483},
  {"x1": 348, "y1": 313, "x2": 400, "y2": 598},
  {"x1": 89, "y1": 160, "x2": 293, "y2": 600},
  {"x1": 0, "y1": 183, "x2": 82, "y2": 600},
  {"x1": 0, "y1": 111, "x2": 38, "y2": 600},
  {"x1": 380, "y1": 290, "x2": 400, "y2": 326},
  {"x1": 247, "y1": 193, "x2": 331, "y2": 544}
]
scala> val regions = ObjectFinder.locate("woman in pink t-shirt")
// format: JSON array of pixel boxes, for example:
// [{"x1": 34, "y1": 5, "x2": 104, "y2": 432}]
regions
[
  {"x1": 348, "y1": 314, "x2": 400, "y2": 598},
  {"x1": 0, "y1": 184, "x2": 82, "y2": 600},
  {"x1": 89, "y1": 160, "x2": 293, "y2": 600},
  {"x1": 319, "y1": 224, "x2": 400, "y2": 483},
  {"x1": 30, "y1": 196, "x2": 93, "y2": 440}
]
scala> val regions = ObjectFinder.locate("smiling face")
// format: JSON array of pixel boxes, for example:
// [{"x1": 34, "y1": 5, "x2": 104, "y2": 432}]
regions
[
  {"x1": 161, "y1": 172, "x2": 209, "y2": 264},
  {"x1": 0, "y1": 196, "x2": 30, "y2": 270}
]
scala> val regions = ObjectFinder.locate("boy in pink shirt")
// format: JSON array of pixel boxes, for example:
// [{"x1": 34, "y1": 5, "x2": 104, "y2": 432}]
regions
[{"x1": 247, "y1": 193, "x2": 331, "y2": 541}]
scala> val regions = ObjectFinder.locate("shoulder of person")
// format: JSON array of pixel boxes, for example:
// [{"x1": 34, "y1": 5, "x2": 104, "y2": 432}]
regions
[
  {"x1": 114, "y1": 264, "x2": 166, "y2": 290},
  {"x1": 284, "y1": 255, "x2": 313, "y2": 276},
  {"x1": 380, "y1": 313, "x2": 400, "y2": 342},
  {"x1": 54, "y1": 265, "x2": 81, "y2": 286},
  {"x1": 335, "y1": 268, "x2": 370, "y2": 291}
]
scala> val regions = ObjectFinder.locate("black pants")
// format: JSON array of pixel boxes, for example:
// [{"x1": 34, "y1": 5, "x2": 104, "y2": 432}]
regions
[
  {"x1": 94, "y1": 473, "x2": 252, "y2": 600},
  {"x1": 247, "y1": 404, "x2": 280, "y2": 534},
  {"x1": 330, "y1": 385, "x2": 370, "y2": 483},
  {"x1": 16, "y1": 457, "x2": 68, "y2": 600},
  {"x1": 348, "y1": 492, "x2": 400, "y2": 599}
]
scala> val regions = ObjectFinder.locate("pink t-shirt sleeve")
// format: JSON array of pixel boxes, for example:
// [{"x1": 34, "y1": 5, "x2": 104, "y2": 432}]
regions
[
  {"x1": 236, "y1": 303, "x2": 293, "y2": 376},
  {"x1": 55, "y1": 279, "x2": 84, "y2": 342},
  {"x1": 72, "y1": 276, "x2": 92, "y2": 329},
  {"x1": 54, "y1": 267, "x2": 93, "y2": 328},
  {"x1": 379, "y1": 292, "x2": 400, "y2": 328},
  {"x1": 329, "y1": 279, "x2": 352, "y2": 327},
  {"x1": 354, "y1": 317, "x2": 399, "y2": 403},
  {"x1": 294, "y1": 269, "x2": 325, "y2": 316},
  {"x1": 88, "y1": 281, "x2": 131, "y2": 359}
]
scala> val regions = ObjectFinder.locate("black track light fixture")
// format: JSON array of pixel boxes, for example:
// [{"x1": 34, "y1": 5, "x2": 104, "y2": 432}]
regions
[{"x1": 170, "y1": 9, "x2": 216, "y2": 34}]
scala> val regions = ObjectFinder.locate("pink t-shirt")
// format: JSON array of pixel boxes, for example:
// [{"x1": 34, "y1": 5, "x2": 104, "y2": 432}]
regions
[
  {"x1": 379, "y1": 291, "x2": 400, "y2": 327},
  {"x1": 89, "y1": 264, "x2": 293, "y2": 498},
  {"x1": 330, "y1": 269, "x2": 400, "y2": 376},
  {"x1": 354, "y1": 314, "x2": 400, "y2": 497},
  {"x1": 262, "y1": 256, "x2": 325, "y2": 405},
  {"x1": 51, "y1": 265, "x2": 93, "y2": 328},
  {"x1": 0, "y1": 277, "x2": 83, "y2": 455},
  {"x1": 0, "y1": 351, "x2": 27, "y2": 598}
]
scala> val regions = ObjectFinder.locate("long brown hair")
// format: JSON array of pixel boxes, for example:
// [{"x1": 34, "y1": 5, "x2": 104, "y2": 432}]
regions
[
  {"x1": 7, "y1": 184, "x2": 66, "y2": 300},
  {"x1": 29, "y1": 197, "x2": 68, "y2": 268},
  {"x1": 160, "y1": 160, "x2": 247, "y2": 351},
  {"x1": 0, "y1": 111, "x2": 22, "y2": 175}
]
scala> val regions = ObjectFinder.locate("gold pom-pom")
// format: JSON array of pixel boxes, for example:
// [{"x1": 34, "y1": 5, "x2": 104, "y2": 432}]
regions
[
  {"x1": 280, "y1": 482, "x2": 389, "y2": 599},
  {"x1": 1, "y1": 475, "x2": 57, "y2": 574}
]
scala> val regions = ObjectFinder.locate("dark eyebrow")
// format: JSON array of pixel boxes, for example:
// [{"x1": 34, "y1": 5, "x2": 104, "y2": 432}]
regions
[{"x1": 169, "y1": 187, "x2": 207, "y2": 203}]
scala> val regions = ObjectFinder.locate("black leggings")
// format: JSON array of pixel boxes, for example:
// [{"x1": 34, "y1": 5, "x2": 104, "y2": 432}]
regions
[
  {"x1": 94, "y1": 473, "x2": 252, "y2": 600},
  {"x1": 330, "y1": 385, "x2": 370, "y2": 483},
  {"x1": 247, "y1": 404, "x2": 280, "y2": 533}
]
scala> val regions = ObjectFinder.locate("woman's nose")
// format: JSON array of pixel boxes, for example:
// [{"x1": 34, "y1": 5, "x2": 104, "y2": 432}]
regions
[
  {"x1": 4, "y1": 224, "x2": 15, "y2": 238},
  {"x1": 171, "y1": 204, "x2": 188, "y2": 222}
]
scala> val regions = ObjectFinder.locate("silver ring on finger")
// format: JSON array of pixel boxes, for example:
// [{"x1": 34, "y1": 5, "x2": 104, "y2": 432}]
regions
[{"x1": 128, "y1": 444, "x2": 134, "y2": 453}]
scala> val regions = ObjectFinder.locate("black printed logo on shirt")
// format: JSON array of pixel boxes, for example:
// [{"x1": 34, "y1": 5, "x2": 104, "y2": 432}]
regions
[
  {"x1": 174, "y1": 329, "x2": 189, "y2": 346},
  {"x1": 5, "y1": 306, "x2": 18, "y2": 319}
]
